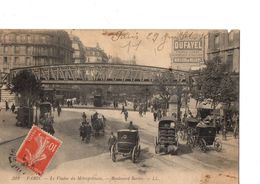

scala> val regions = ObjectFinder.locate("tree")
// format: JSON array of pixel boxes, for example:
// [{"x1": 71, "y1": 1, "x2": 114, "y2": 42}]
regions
[
  {"x1": 194, "y1": 57, "x2": 239, "y2": 109},
  {"x1": 153, "y1": 71, "x2": 174, "y2": 108},
  {"x1": 11, "y1": 70, "x2": 43, "y2": 106},
  {"x1": 191, "y1": 57, "x2": 239, "y2": 138},
  {"x1": 153, "y1": 70, "x2": 185, "y2": 121}
]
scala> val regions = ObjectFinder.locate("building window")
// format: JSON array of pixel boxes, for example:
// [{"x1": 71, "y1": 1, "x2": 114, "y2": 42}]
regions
[
  {"x1": 4, "y1": 34, "x2": 9, "y2": 42},
  {"x1": 4, "y1": 57, "x2": 8, "y2": 64},
  {"x1": 228, "y1": 32, "x2": 234, "y2": 46},
  {"x1": 27, "y1": 35, "x2": 31, "y2": 42},
  {"x1": 229, "y1": 32, "x2": 234, "y2": 41},
  {"x1": 26, "y1": 57, "x2": 31, "y2": 65},
  {"x1": 3, "y1": 46, "x2": 8, "y2": 53},
  {"x1": 15, "y1": 46, "x2": 20, "y2": 53},
  {"x1": 214, "y1": 34, "x2": 220, "y2": 49},
  {"x1": 26, "y1": 46, "x2": 28, "y2": 54},
  {"x1": 14, "y1": 57, "x2": 19, "y2": 65},
  {"x1": 16, "y1": 35, "x2": 21, "y2": 42},
  {"x1": 41, "y1": 36, "x2": 46, "y2": 43},
  {"x1": 227, "y1": 54, "x2": 233, "y2": 72}
]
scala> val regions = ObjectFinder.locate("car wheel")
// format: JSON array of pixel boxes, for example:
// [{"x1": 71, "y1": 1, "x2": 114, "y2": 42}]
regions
[
  {"x1": 155, "y1": 144, "x2": 161, "y2": 154},
  {"x1": 199, "y1": 139, "x2": 207, "y2": 153},
  {"x1": 111, "y1": 145, "x2": 116, "y2": 162},
  {"x1": 132, "y1": 146, "x2": 138, "y2": 163},
  {"x1": 214, "y1": 138, "x2": 222, "y2": 152}
]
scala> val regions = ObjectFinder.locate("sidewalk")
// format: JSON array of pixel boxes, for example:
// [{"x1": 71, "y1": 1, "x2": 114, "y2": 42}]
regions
[
  {"x1": 0, "y1": 110, "x2": 29, "y2": 145},
  {"x1": 61, "y1": 104, "x2": 135, "y2": 111}
]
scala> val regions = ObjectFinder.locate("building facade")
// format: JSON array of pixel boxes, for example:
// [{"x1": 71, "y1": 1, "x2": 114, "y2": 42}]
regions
[
  {"x1": 85, "y1": 44, "x2": 109, "y2": 63},
  {"x1": 207, "y1": 30, "x2": 240, "y2": 73},
  {"x1": 0, "y1": 30, "x2": 73, "y2": 73},
  {"x1": 70, "y1": 34, "x2": 86, "y2": 63}
]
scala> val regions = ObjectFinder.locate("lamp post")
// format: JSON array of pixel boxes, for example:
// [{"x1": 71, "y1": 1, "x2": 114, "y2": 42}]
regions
[{"x1": 145, "y1": 88, "x2": 149, "y2": 111}]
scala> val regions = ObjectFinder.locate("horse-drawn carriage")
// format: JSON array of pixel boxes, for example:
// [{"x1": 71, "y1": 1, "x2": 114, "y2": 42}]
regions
[
  {"x1": 91, "y1": 112, "x2": 106, "y2": 136},
  {"x1": 111, "y1": 129, "x2": 141, "y2": 163},
  {"x1": 187, "y1": 121, "x2": 222, "y2": 152},
  {"x1": 154, "y1": 116, "x2": 179, "y2": 155}
]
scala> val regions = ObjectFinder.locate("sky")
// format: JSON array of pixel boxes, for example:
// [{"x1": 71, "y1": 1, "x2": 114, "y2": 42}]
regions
[{"x1": 68, "y1": 29, "x2": 208, "y2": 68}]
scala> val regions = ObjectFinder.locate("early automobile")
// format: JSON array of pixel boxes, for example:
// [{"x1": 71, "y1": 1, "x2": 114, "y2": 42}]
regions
[
  {"x1": 91, "y1": 112, "x2": 106, "y2": 136},
  {"x1": 187, "y1": 121, "x2": 222, "y2": 152},
  {"x1": 154, "y1": 116, "x2": 179, "y2": 155},
  {"x1": 111, "y1": 129, "x2": 141, "y2": 163}
]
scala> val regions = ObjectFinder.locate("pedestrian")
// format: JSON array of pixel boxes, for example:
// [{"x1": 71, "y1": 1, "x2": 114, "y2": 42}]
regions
[
  {"x1": 126, "y1": 121, "x2": 138, "y2": 130},
  {"x1": 232, "y1": 112, "x2": 239, "y2": 138},
  {"x1": 121, "y1": 104, "x2": 125, "y2": 114},
  {"x1": 82, "y1": 112, "x2": 87, "y2": 121},
  {"x1": 108, "y1": 131, "x2": 117, "y2": 154},
  {"x1": 153, "y1": 110, "x2": 157, "y2": 122},
  {"x1": 5, "y1": 100, "x2": 9, "y2": 111},
  {"x1": 85, "y1": 121, "x2": 92, "y2": 143},
  {"x1": 143, "y1": 104, "x2": 147, "y2": 115},
  {"x1": 11, "y1": 103, "x2": 15, "y2": 113},
  {"x1": 139, "y1": 105, "x2": 143, "y2": 117},
  {"x1": 79, "y1": 121, "x2": 87, "y2": 141},
  {"x1": 133, "y1": 103, "x2": 137, "y2": 111},
  {"x1": 57, "y1": 104, "x2": 61, "y2": 117},
  {"x1": 113, "y1": 100, "x2": 116, "y2": 108},
  {"x1": 124, "y1": 109, "x2": 128, "y2": 121},
  {"x1": 157, "y1": 109, "x2": 162, "y2": 120},
  {"x1": 162, "y1": 109, "x2": 167, "y2": 117}
]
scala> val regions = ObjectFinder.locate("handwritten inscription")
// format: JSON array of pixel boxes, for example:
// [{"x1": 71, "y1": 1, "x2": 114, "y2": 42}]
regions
[{"x1": 102, "y1": 30, "x2": 206, "y2": 53}]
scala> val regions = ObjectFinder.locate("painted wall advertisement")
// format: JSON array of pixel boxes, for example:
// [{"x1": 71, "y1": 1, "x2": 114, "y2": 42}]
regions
[{"x1": 171, "y1": 32, "x2": 205, "y2": 64}]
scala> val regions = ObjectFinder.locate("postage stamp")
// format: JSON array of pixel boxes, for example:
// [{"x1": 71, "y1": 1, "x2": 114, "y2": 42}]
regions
[{"x1": 16, "y1": 125, "x2": 62, "y2": 175}]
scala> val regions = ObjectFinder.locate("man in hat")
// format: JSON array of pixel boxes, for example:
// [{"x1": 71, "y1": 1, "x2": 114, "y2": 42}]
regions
[{"x1": 126, "y1": 121, "x2": 138, "y2": 130}]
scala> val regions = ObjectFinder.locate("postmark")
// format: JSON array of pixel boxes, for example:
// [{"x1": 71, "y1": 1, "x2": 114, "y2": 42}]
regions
[{"x1": 16, "y1": 125, "x2": 62, "y2": 175}]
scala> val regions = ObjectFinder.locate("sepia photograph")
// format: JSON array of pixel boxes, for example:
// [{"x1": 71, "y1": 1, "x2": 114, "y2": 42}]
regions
[{"x1": 0, "y1": 29, "x2": 239, "y2": 184}]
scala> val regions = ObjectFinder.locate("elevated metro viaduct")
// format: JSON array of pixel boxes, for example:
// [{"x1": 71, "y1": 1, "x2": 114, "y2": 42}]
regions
[{"x1": 7, "y1": 63, "x2": 190, "y2": 86}]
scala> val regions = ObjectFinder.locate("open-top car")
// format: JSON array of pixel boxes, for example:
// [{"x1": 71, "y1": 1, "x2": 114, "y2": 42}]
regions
[
  {"x1": 187, "y1": 122, "x2": 222, "y2": 152},
  {"x1": 154, "y1": 116, "x2": 179, "y2": 155},
  {"x1": 111, "y1": 129, "x2": 141, "y2": 163}
]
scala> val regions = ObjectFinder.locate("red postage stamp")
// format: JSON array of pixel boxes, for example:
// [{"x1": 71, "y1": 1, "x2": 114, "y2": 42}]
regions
[{"x1": 16, "y1": 125, "x2": 62, "y2": 175}]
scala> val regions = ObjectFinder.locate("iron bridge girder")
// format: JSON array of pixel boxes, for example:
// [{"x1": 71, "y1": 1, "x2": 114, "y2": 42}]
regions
[{"x1": 9, "y1": 63, "x2": 189, "y2": 86}]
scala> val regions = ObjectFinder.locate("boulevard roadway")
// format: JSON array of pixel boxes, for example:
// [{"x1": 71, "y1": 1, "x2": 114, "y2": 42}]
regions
[{"x1": 0, "y1": 108, "x2": 238, "y2": 184}]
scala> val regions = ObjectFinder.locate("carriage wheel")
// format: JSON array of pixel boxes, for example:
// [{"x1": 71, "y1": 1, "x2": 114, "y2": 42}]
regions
[
  {"x1": 154, "y1": 137, "x2": 158, "y2": 146},
  {"x1": 179, "y1": 130, "x2": 185, "y2": 141},
  {"x1": 214, "y1": 138, "x2": 222, "y2": 152},
  {"x1": 137, "y1": 145, "x2": 141, "y2": 157},
  {"x1": 199, "y1": 139, "x2": 207, "y2": 153},
  {"x1": 111, "y1": 145, "x2": 116, "y2": 162},
  {"x1": 187, "y1": 136, "x2": 195, "y2": 148},
  {"x1": 132, "y1": 146, "x2": 138, "y2": 163},
  {"x1": 155, "y1": 144, "x2": 161, "y2": 154}
]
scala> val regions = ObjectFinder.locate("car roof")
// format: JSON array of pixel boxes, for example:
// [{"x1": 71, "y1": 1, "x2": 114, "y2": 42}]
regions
[
  {"x1": 40, "y1": 102, "x2": 52, "y2": 105},
  {"x1": 159, "y1": 116, "x2": 176, "y2": 122},
  {"x1": 117, "y1": 129, "x2": 138, "y2": 133}
]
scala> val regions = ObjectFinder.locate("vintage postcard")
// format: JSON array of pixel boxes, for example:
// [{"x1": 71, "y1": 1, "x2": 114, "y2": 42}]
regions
[{"x1": 0, "y1": 29, "x2": 239, "y2": 184}]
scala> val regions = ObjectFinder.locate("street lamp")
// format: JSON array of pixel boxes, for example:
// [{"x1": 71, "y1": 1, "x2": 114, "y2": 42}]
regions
[{"x1": 145, "y1": 88, "x2": 149, "y2": 110}]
